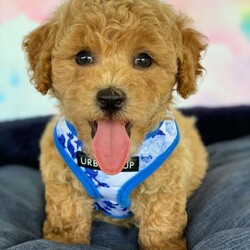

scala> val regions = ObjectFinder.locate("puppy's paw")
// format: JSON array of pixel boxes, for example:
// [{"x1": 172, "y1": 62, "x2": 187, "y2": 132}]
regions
[
  {"x1": 43, "y1": 220, "x2": 90, "y2": 245},
  {"x1": 140, "y1": 238, "x2": 187, "y2": 250},
  {"x1": 44, "y1": 230, "x2": 70, "y2": 244}
]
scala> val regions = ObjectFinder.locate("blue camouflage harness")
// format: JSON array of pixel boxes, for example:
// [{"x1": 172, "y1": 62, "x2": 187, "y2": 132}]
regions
[{"x1": 54, "y1": 115, "x2": 180, "y2": 218}]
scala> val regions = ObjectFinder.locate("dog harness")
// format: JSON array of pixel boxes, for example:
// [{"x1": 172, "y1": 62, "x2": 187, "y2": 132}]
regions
[{"x1": 54, "y1": 115, "x2": 180, "y2": 218}]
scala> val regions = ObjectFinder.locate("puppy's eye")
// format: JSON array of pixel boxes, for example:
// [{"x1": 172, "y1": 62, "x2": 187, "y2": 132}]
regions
[
  {"x1": 76, "y1": 50, "x2": 94, "y2": 66},
  {"x1": 134, "y1": 53, "x2": 152, "y2": 68}
]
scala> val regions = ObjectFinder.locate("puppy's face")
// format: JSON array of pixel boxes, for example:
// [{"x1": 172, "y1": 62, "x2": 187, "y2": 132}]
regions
[{"x1": 23, "y1": 0, "x2": 206, "y2": 174}]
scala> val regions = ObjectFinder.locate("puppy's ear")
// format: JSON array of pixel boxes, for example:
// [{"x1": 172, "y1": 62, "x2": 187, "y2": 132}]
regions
[
  {"x1": 176, "y1": 16, "x2": 207, "y2": 99},
  {"x1": 22, "y1": 20, "x2": 57, "y2": 95}
]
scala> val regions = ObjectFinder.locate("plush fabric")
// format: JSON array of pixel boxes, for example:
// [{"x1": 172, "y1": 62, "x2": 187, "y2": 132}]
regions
[
  {"x1": 186, "y1": 136, "x2": 250, "y2": 250},
  {"x1": 0, "y1": 106, "x2": 250, "y2": 249}
]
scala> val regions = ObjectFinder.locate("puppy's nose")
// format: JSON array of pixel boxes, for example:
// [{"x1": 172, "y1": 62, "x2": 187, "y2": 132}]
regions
[{"x1": 97, "y1": 87, "x2": 126, "y2": 113}]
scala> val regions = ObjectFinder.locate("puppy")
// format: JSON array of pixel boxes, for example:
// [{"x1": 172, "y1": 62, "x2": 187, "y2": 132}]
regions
[{"x1": 23, "y1": 0, "x2": 207, "y2": 249}]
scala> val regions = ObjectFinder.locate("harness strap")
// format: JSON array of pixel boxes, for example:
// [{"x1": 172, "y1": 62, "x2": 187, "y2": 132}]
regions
[{"x1": 54, "y1": 116, "x2": 179, "y2": 218}]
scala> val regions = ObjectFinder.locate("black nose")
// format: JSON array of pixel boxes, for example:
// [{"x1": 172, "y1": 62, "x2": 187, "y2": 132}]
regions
[{"x1": 96, "y1": 87, "x2": 126, "y2": 113}]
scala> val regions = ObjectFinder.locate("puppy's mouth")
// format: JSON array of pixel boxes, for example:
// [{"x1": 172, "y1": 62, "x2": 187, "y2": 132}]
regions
[
  {"x1": 88, "y1": 120, "x2": 132, "y2": 175},
  {"x1": 89, "y1": 121, "x2": 132, "y2": 138}
]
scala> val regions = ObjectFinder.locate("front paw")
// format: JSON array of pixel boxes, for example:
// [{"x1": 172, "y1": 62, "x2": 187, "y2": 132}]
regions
[
  {"x1": 140, "y1": 238, "x2": 187, "y2": 250},
  {"x1": 43, "y1": 220, "x2": 90, "y2": 245}
]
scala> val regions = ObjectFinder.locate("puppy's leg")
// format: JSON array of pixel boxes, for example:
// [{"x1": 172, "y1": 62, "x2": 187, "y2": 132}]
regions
[
  {"x1": 40, "y1": 120, "x2": 94, "y2": 244},
  {"x1": 131, "y1": 171, "x2": 188, "y2": 249},
  {"x1": 133, "y1": 192, "x2": 187, "y2": 250},
  {"x1": 43, "y1": 177, "x2": 94, "y2": 244}
]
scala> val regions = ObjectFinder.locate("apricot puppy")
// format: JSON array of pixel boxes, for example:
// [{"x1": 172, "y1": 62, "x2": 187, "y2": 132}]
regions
[{"x1": 23, "y1": 0, "x2": 207, "y2": 249}]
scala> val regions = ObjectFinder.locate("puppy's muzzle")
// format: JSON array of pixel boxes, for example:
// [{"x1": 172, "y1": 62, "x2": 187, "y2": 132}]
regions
[{"x1": 96, "y1": 87, "x2": 126, "y2": 114}]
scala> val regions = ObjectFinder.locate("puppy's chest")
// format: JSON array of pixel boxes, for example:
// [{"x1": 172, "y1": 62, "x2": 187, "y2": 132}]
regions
[{"x1": 54, "y1": 117, "x2": 180, "y2": 218}]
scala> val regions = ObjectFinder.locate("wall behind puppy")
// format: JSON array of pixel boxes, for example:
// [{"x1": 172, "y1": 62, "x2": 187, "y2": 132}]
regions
[
  {"x1": 168, "y1": 0, "x2": 250, "y2": 107},
  {"x1": 0, "y1": 0, "x2": 250, "y2": 121},
  {"x1": 0, "y1": 0, "x2": 61, "y2": 121}
]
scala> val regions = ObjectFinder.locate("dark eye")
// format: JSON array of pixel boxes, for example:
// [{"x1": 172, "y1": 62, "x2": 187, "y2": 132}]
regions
[
  {"x1": 76, "y1": 50, "x2": 94, "y2": 66},
  {"x1": 134, "y1": 53, "x2": 152, "y2": 68}
]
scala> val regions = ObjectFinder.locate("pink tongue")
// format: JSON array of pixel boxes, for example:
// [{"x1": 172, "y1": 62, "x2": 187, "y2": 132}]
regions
[{"x1": 92, "y1": 120, "x2": 130, "y2": 175}]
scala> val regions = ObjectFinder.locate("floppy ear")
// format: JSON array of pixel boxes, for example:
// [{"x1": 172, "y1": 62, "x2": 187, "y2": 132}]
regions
[
  {"x1": 176, "y1": 16, "x2": 207, "y2": 99},
  {"x1": 22, "y1": 20, "x2": 58, "y2": 95}
]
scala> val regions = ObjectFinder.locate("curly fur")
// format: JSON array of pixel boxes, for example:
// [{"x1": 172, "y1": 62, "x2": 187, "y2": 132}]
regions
[{"x1": 23, "y1": 0, "x2": 208, "y2": 249}]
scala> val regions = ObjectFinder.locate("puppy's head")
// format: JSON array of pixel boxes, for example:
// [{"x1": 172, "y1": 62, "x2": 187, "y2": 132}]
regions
[{"x1": 23, "y1": 0, "x2": 207, "y2": 174}]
